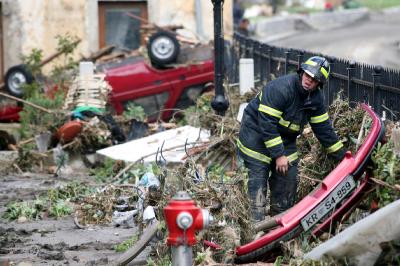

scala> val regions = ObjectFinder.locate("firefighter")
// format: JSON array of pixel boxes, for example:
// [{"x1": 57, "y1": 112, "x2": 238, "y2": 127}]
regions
[{"x1": 238, "y1": 56, "x2": 346, "y2": 221}]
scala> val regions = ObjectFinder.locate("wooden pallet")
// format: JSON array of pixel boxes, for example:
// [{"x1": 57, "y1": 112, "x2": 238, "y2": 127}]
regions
[{"x1": 64, "y1": 74, "x2": 111, "y2": 110}]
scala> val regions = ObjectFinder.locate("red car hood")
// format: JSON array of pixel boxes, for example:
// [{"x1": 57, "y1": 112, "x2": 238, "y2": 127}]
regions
[{"x1": 0, "y1": 105, "x2": 22, "y2": 122}]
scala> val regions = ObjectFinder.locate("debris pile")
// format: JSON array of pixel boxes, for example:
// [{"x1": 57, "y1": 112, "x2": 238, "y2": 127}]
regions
[
  {"x1": 297, "y1": 99, "x2": 367, "y2": 199},
  {"x1": 74, "y1": 185, "x2": 138, "y2": 226},
  {"x1": 1, "y1": 33, "x2": 399, "y2": 265}
]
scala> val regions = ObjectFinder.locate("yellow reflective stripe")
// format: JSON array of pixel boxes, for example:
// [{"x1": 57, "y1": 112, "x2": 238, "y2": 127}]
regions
[
  {"x1": 265, "y1": 136, "x2": 283, "y2": 148},
  {"x1": 279, "y1": 118, "x2": 290, "y2": 127},
  {"x1": 310, "y1": 113, "x2": 329, "y2": 124},
  {"x1": 320, "y1": 66, "x2": 329, "y2": 79},
  {"x1": 289, "y1": 124, "x2": 300, "y2": 131},
  {"x1": 305, "y1": 60, "x2": 317, "y2": 66},
  {"x1": 287, "y1": 152, "x2": 298, "y2": 162},
  {"x1": 237, "y1": 139, "x2": 271, "y2": 164},
  {"x1": 326, "y1": 141, "x2": 343, "y2": 153},
  {"x1": 258, "y1": 104, "x2": 282, "y2": 118},
  {"x1": 279, "y1": 118, "x2": 300, "y2": 131},
  {"x1": 258, "y1": 91, "x2": 262, "y2": 101}
]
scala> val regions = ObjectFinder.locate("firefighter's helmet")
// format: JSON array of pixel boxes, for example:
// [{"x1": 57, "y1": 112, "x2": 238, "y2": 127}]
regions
[{"x1": 300, "y1": 56, "x2": 330, "y2": 84}]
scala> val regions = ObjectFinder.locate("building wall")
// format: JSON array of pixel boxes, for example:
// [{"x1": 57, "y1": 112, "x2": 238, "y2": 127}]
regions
[
  {"x1": 148, "y1": 0, "x2": 233, "y2": 42},
  {"x1": 1, "y1": 0, "x2": 232, "y2": 75},
  {"x1": 2, "y1": 0, "x2": 98, "y2": 74}
]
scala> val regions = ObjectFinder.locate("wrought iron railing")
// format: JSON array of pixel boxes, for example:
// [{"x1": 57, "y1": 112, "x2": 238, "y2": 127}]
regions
[{"x1": 230, "y1": 33, "x2": 400, "y2": 120}]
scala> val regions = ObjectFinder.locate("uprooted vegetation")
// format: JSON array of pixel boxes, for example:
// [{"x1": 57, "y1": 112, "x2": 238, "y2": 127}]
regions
[
  {"x1": 3, "y1": 181, "x2": 92, "y2": 221},
  {"x1": 2, "y1": 36, "x2": 399, "y2": 264},
  {"x1": 4, "y1": 77, "x2": 400, "y2": 264}
]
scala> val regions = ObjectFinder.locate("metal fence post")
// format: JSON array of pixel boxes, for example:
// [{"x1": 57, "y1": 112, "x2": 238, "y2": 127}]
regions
[
  {"x1": 347, "y1": 61, "x2": 356, "y2": 102},
  {"x1": 267, "y1": 46, "x2": 272, "y2": 81},
  {"x1": 297, "y1": 50, "x2": 304, "y2": 71},
  {"x1": 254, "y1": 41, "x2": 261, "y2": 80},
  {"x1": 238, "y1": 35, "x2": 245, "y2": 58},
  {"x1": 233, "y1": 33, "x2": 241, "y2": 83},
  {"x1": 284, "y1": 49, "x2": 291, "y2": 74},
  {"x1": 245, "y1": 37, "x2": 252, "y2": 58},
  {"x1": 372, "y1": 66, "x2": 383, "y2": 115},
  {"x1": 260, "y1": 44, "x2": 268, "y2": 84}
]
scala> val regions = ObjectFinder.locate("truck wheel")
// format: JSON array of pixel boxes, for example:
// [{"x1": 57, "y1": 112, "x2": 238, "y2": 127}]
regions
[
  {"x1": 147, "y1": 31, "x2": 180, "y2": 67},
  {"x1": 5, "y1": 64, "x2": 34, "y2": 97}
]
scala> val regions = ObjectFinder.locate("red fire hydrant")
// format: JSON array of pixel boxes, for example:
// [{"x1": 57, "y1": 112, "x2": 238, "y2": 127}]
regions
[{"x1": 164, "y1": 191, "x2": 213, "y2": 266}]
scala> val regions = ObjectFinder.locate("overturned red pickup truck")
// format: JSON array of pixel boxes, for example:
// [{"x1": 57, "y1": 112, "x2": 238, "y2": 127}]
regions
[
  {"x1": 104, "y1": 55, "x2": 214, "y2": 121},
  {"x1": 0, "y1": 31, "x2": 215, "y2": 122}
]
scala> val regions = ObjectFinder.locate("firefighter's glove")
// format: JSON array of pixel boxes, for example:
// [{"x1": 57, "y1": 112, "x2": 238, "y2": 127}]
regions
[{"x1": 328, "y1": 148, "x2": 346, "y2": 162}]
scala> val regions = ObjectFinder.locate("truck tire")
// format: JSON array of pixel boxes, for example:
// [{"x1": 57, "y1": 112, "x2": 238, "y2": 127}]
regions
[
  {"x1": 5, "y1": 64, "x2": 34, "y2": 97},
  {"x1": 147, "y1": 31, "x2": 180, "y2": 67}
]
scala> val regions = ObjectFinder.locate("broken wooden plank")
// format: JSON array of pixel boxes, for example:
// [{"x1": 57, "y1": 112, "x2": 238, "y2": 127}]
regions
[{"x1": 0, "y1": 91, "x2": 52, "y2": 113}]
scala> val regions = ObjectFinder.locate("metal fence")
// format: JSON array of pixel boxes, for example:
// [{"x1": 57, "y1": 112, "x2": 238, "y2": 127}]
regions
[{"x1": 230, "y1": 33, "x2": 400, "y2": 120}]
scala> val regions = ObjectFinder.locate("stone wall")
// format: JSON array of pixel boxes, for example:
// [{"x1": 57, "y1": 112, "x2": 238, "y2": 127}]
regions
[
  {"x1": 1, "y1": 0, "x2": 231, "y2": 75},
  {"x1": 148, "y1": 0, "x2": 233, "y2": 41},
  {"x1": 2, "y1": 0, "x2": 97, "y2": 74}
]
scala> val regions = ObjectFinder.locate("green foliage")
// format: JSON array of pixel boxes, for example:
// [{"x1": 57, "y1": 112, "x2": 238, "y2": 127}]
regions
[
  {"x1": 196, "y1": 93, "x2": 213, "y2": 113},
  {"x1": 55, "y1": 33, "x2": 80, "y2": 54},
  {"x1": 50, "y1": 63, "x2": 76, "y2": 86},
  {"x1": 48, "y1": 200, "x2": 73, "y2": 218},
  {"x1": 90, "y1": 158, "x2": 117, "y2": 183},
  {"x1": 351, "y1": 0, "x2": 400, "y2": 10},
  {"x1": 274, "y1": 256, "x2": 283, "y2": 266},
  {"x1": 54, "y1": 147, "x2": 69, "y2": 176},
  {"x1": 194, "y1": 252, "x2": 206, "y2": 264},
  {"x1": 147, "y1": 255, "x2": 172, "y2": 266},
  {"x1": 17, "y1": 143, "x2": 37, "y2": 170},
  {"x1": 181, "y1": 92, "x2": 213, "y2": 126},
  {"x1": 18, "y1": 89, "x2": 65, "y2": 137},
  {"x1": 114, "y1": 233, "x2": 139, "y2": 252},
  {"x1": 3, "y1": 182, "x2": 93, "y2": 221},
  {"x1": 207, "y1": 163, "x2": 231, "y2": 183},
  {"x1": 3, "y1": 199, "x2": 45, "y2": 220},
  {"x1": 50, "y1": 33, "x2": 80, "y2": 87},
  {"x1": 371, "y1": 141, "x2": 400, "y2": 207},
  {"x1": 123, "y1": 102, "x2": 146, "y2": 121},
  {"x1": 20, "y1": 82, "x2": 41, "y2": 99},
  {"x1": 21, "y1": 48, "x2": 43, "y2": 76},
  {"x1": 17, "y1": 33, "x2": 82, "y2": 139},
  {"x1": 47, "y1": 181, "x2": 92, "y2": 202},
  {"x1": 281, "y1": 5, "x2": 321, "y2": 14}
]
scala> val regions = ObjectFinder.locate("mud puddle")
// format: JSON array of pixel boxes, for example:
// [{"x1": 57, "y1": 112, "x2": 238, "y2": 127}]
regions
[{"x1": 0, "y1": 173, "x2": 149, "y2": 265}]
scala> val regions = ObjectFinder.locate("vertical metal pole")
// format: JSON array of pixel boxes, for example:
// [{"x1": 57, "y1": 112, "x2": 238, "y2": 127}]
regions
[
  {"x1": 245, "y1": 37, "x2": 252, "y2": 58},
  {"x1": 372, "y1": 66, "x2": 383, "y2": 115},
  {"x1": 211, "y1": 0, "x2": 229, "y2": 116},
  {"x1": 234, "y1": 33, "x2": 240, "y2": 83},
  {"x1": 172, "y1": 246, "x2": 193, "y2": 266},
  {"x1": 326, "y1": 56, "x2": 335, "y2": 106},
  {"x1": 297, "y1": 50, "x2": 304, "y2": 71},
  {"x1": 254, "y1": 41, "x2": 261, "y2": 80},
  {"x1": 260, "y1": 44, "x2": 268, "y2": 84},
  {"x1": 267, "y1": 47, "x2": 272, "y2": 81},
  {"x1": 284, "y1": 49, "x2": 291, "y2": 75},
  {"x1": 347, "y1": 61, "x2": 356, "y2": 102},
  {"x1": 239, "y1": 34, "x2": 245, "y2": 58}
]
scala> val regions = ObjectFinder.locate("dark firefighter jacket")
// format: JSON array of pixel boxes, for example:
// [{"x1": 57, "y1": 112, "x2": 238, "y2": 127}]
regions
[{"x1": 238, "y1": 73, "x2": 344, "y2": 164}]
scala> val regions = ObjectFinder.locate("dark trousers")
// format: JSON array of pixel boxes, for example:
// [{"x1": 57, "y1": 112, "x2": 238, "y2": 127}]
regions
[{"x1": 240, "y1": 152, "x2": 298, "y2": 220}]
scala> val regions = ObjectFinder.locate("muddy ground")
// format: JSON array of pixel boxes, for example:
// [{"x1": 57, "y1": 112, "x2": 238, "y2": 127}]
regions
[{"x1": 0, "y1": 172, "x2": 150, "y2": 266}]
